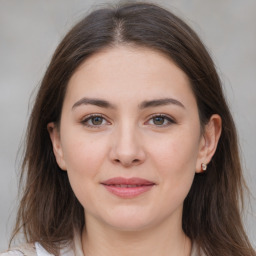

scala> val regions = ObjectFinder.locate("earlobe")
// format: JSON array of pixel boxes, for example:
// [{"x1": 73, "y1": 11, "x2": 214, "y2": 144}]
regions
[
  {"x1": 47, "y1": 122, "x2": 67, "y2": 171},
  {"x1": 196, "y1": 114, "x2": 222, "y2": 173}
]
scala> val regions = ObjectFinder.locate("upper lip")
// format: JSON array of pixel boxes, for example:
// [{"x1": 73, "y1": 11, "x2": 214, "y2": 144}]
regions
[{"x1": 101, "y1": 177, "x2": 155, "y2": 186}]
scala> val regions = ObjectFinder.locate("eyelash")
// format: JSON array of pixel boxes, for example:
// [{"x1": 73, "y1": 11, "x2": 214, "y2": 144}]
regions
[
  {"x1": 146, "y1": 114, "x2": 176, "y2": 127},
  {"x1": 81, "y1": 114, "x2": 110, "y2": 128},
  {"x1": 81, "y1": 114, "x2": 176, "y2": 128}
]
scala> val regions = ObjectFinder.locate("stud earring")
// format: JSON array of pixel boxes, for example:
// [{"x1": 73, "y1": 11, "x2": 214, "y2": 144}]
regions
[{"x1": 201, "y1": 163, "x2": 207, "y2": 171}]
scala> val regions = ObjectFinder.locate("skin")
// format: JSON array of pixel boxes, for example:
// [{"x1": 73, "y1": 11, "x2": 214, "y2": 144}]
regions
[{"x1": 48, "y1": 45, "x2": 222, "y2": 256}]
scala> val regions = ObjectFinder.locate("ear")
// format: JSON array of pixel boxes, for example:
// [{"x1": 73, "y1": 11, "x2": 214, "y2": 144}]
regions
[
  {"x1": 47, "y1": 122, "x2": 67, "y2": 171},
  {"x1": 196, "y1": 114, "x2": 222, "y2": 173}
]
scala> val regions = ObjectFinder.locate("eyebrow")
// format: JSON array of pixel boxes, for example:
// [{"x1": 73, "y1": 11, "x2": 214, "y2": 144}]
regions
[
  {"x1": 72, "y1": 97, "x2": 185, "y2": 110},
  {"x1": 72, "y1": 97, "x2": 116, "y2": 110},
  {"x1": 139, "y1": 98, "x2": 185, "y2": 109}
]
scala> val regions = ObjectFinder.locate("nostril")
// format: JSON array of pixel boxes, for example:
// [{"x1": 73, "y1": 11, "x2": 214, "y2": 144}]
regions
[{"x1": 113, "y1": 158, "x2": 140, "y2": 166}]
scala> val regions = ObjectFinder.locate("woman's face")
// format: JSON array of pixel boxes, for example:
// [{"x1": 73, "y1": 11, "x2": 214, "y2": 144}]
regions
[{"x1": 49, "y1": 45, "x2": 212, "y2": 232}]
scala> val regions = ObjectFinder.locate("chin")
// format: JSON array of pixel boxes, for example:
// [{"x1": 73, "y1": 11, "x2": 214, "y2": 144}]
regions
[{"x1": 101, "y1": 208, "x2": 158, "y2": 232}]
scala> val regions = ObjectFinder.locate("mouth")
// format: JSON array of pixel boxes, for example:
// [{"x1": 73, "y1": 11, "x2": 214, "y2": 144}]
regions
[{"x1": 101, "y1": 177, "x2": 155, "y2": 198}]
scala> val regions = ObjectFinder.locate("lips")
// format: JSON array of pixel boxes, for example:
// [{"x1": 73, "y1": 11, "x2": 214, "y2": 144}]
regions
[{"x1": 101, "y1": 177, "x2": 155, "y2": 198}]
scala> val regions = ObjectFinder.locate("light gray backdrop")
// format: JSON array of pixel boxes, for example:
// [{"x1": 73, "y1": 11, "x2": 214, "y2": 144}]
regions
[{"x1": 0, "y1": 0, "x2": 255, "y2": 251}]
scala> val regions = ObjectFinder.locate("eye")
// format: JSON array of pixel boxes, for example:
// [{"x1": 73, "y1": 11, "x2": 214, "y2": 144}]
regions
[
  {"x1": 81, "y1": 114, "x2": 109, "y2": 128},
  {"x1": 146, "y1": 114, "x2": 175, "y2": 127}
]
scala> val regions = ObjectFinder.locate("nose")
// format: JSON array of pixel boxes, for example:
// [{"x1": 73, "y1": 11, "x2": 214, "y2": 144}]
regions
[{"x1": 109, "y1": 123, "x2": 146, "y2": 167}]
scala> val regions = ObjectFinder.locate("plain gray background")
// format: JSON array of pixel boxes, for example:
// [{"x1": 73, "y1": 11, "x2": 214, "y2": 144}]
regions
[{"x1": 0, "y1": 0, "x2": 255, "y2": 251}]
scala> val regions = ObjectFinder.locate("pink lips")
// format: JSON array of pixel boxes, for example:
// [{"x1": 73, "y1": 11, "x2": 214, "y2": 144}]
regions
[{"x1": 101, "y1": 177, "x2": 155, "y2": 198}]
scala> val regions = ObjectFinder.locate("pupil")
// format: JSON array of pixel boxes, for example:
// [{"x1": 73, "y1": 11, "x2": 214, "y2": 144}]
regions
[
  {"x1": 153, "y1": 116, "x2": 164, "y2": 125},
  {"x1": 92, "y1": 117, "x2": 103, "y2": 125}
]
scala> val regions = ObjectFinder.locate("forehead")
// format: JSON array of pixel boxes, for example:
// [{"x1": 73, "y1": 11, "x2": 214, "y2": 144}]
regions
[{"x1": 64, "y1": 45, "x2": 195, "y2": 107}]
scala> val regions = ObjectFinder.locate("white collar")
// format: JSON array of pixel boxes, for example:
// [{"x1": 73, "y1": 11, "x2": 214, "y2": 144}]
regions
[{"x1": 35, "y1": 230, "x2": 83, "y2": 256}]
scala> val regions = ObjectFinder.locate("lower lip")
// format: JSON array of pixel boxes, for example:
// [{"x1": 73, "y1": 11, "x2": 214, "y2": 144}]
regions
[{"x1": 102, "y1": 185, "x2": 154, "y2": 198}]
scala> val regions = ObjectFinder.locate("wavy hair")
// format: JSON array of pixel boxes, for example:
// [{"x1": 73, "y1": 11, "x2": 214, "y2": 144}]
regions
[{"x1": 11, "y1": 2, "x2": 255, "y2": 256}]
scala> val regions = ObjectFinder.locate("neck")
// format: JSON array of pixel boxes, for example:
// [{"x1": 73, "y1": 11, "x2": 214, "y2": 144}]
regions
[{"x1": 81, "y1": 215, "x2": 191, "y2": 256}]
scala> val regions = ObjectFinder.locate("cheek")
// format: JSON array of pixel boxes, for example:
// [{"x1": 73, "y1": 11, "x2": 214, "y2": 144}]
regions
[
  {"x1": 60, "y1": 133, "x2": 110, "y2": 208},
  {"x1": 148, "y1": 130, "x2": 200, "y2": 186},
  {"x1": 61, "y1": 132, "x2": 107, "y2": 173},
  {"x1": 60, "y1": 132, "x2": 109, "y2": 191}
]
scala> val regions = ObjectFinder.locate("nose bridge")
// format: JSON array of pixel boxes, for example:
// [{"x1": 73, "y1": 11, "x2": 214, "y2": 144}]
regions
[
  {"x1": 110, "y1": 119, "x2": 145, "y2": 166},
  {"x1": 118, "y1": 121, "x2": 137, "y2": 150}
]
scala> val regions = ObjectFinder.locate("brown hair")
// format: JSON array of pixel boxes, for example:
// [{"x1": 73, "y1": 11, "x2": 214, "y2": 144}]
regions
[{"x1": 11, "y1": 2, "x2": 255, "y2": 256}]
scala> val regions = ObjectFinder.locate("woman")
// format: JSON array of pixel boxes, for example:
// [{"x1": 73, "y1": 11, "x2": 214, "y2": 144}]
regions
[{"x1": 2, "y1": 2, "x2": 255, "y2": 256}]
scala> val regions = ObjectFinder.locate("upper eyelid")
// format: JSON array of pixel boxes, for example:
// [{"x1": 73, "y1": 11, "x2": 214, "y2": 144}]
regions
[
  {"x1": 80, "y1": 113, "x2": 176, "y2": 124},
  {"x1": 80, "y1": 114, "x2": 111, "y2": 129},
  {"x1": 81, "y1": 114, "x2": 109, "y2": 124},
  {"x1": 145, "y1": 114, "x2": 177, "y2": 127},
  {"x1": 147, "y1": 113, "x2": 176, "y2": 121},
  {"x1": 82, "y1": 113, "x2": 106, "y2": 121}
]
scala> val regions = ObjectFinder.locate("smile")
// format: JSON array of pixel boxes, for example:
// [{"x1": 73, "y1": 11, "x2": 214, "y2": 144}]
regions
[{"x1": 101, "y1": 177, "x2": 155, "y2": 198}]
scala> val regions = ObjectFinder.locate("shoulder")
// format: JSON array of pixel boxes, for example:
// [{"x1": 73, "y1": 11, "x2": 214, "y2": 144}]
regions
[
  {"x1": 0, "y1": 243, "x2": 36, "y2": 256},
  {"x1": 1, "y1": 240, "x2": 76, "y2": 256},
  {"x1": 0, "y1": 251, "x2": 24, "y2": 256}
]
